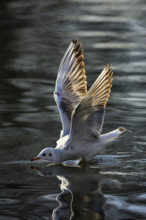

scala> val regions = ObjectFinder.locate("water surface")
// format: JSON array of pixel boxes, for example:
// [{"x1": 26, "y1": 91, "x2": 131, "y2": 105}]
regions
[{"x1": 0, "y1": 0, "x2": 146, "y2": 219}]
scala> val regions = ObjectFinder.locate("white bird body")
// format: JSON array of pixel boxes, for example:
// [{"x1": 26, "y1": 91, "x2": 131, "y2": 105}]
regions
[{"x1": 31, "y1": 39, "x2": 126, "y2": 163}]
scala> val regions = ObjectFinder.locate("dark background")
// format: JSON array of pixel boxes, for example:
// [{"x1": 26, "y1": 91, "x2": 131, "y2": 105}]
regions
[{"x1": 0, "y1": 0, "x2": 146, "y2": 219}]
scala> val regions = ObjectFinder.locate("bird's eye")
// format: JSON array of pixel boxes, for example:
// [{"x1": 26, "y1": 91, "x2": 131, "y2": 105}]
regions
[
  {"x1": 49, "y1": 153, "x2": 52, "y2": 156},
  {"x1": 42, "y1": 153, "x2": 46, "y2": 157}
]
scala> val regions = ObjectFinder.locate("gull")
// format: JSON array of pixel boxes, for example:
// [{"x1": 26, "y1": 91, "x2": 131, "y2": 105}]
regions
[{"x1": 31, "y1": 39, "x2": 126, "y2": 163}]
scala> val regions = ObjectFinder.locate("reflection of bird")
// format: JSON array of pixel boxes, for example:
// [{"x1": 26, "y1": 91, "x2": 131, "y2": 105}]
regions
[
  {"x1": 32, "y1": 164, "x2": 107, "y2": 220},
  {"x1": 31, "y1": 39, "x2": 126, "y2": 163}
]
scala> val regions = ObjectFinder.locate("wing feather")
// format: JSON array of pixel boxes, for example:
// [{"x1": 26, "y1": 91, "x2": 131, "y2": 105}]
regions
[
  {"x1": 69, "y1": 65, "x2": 113, "y2": 143},
  {"x1": 54, "y1": 39, "x2": 87, "y2": 137}
]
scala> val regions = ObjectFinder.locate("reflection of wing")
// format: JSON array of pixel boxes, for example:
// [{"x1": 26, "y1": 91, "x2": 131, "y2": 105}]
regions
[
  {"x1": 69, "y1": 65, "x2": 113, "y2": 142},
  {"x1": 54, "y1": 39, "x2": 87, "y2": 137}
]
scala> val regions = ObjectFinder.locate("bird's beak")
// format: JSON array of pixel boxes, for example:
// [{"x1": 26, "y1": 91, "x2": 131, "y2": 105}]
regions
[{"x1": 31, "y1": 157, "x2": 40, "y2": 161}]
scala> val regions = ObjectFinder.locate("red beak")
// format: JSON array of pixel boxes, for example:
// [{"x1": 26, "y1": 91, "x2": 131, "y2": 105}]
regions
[{"x1": 31, "y1": 157, "x2": 40, "y2": 161}]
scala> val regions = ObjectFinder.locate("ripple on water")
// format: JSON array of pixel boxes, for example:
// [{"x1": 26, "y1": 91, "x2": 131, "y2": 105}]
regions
[
  {"x1": 0, "y1": 0, "x2": 146, "y2": 219},
  {"x1": 105, "y1": 193, "x2": 146, "y2": 218}
]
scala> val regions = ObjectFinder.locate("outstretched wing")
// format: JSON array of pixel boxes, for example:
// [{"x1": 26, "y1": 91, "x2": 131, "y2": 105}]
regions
[
  {"x1": 69, "y1": 65, "x2": 113, "y2": 144},
  {"x1": 54, "y1": 39, "x2": 87, "y2": 137}
]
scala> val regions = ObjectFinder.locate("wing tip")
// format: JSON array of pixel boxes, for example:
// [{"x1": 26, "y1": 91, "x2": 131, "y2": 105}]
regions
[
  {"x1": 72, "y1": 38, "x2": 78, "y2": 46},
  {"x1": 105, "y1": 64, "x2": 113, "y2": 75},
  {"x1": 72, "y1": 39, "x2": 83, "y2": 55}
]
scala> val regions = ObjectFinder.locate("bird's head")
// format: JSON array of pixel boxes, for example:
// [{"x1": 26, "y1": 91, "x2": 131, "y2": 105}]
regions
[{"x1": 31, "y1": 148, "x2": 56, "y2": 162}]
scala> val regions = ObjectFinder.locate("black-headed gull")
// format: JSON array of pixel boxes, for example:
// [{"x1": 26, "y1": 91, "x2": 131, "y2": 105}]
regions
[{"x1": 31, "y1": 39, "x2": 126, "y2": 163}]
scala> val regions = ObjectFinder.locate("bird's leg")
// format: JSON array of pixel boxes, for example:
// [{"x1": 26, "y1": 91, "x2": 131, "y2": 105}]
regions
[{"x1": 77, "y1": 158, "x2": 88, "y2": 167}]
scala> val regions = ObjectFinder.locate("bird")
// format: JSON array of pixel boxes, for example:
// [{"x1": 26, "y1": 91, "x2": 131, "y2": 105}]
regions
[{"x1": 31, "y1": 39, "x2": 126, "y2": 164}]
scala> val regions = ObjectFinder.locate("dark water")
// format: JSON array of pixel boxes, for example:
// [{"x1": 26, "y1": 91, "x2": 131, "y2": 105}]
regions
[{"x1": 0, "y1": 0, "x2": 146, "y2": 219}]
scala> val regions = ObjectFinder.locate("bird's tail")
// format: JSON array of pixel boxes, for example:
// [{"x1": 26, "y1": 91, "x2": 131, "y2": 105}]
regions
[{"x1": 100, "y1": 127, "x2": 126, "y2": 145}]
